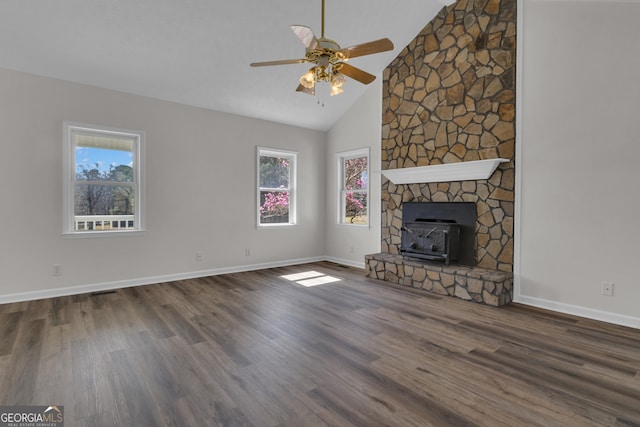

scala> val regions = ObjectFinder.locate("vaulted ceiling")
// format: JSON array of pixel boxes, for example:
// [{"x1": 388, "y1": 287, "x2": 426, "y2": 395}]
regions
[{"x1": 0, "y1": 0, "x2": 450, "y2": 130}]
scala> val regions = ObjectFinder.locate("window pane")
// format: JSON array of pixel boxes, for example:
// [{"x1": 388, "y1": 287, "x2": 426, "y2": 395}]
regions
[
  {"x1": 343, "y1": 191, "x2": 367, "y2": 224},
  {"x1": 74, "y1": 216, "x2": 135, "y2": 231},
  {"x1": 65, "y1": 123, "x2": 143, "y2": 235},
  {"x1": 259, "y1": 156, "x2": 290, "y2": 188},
  {"x1": 76, "y1": 146, "x2": 134, "y2": 182},
  {"x1": 344, "y1": 157, "x2": 367, "y2": 190},
  {"x1": 259, "y1": 191, "x2": 290, "y2": 224},
  {"x1": 74, "y1": 184, "x2": 135, "y2": 216}
]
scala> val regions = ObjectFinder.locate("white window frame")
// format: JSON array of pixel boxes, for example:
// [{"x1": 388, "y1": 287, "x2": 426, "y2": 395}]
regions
[
  {"x1": 257, "y1": 147, "x2": 297, "y2": 227},
  {"x1": 63, "y1": 121, "x2": 145, "y2": 237},
  {"x1": 337, "y1": 148, "x2": 370, "y2": 227}
]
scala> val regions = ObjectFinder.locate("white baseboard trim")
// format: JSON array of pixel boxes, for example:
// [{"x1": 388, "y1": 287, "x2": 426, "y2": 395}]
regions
[
  {"x1": 515, "y1": 295, "x2": 640, "y2": 329},
  {"x1": 0, "y1": 256, "x2": 326, "y2": 305},
  {"x1": 324, "y1": 256, "x2": 365, "y2": 269},
  {"x1": 6, "y1": 258, "x2": 636, "y2": 330}
]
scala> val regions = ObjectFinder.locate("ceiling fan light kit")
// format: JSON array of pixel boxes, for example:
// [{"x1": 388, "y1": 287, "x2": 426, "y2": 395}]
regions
[{"x1": 250, "y1": 0, "x2": 393, "y2": 99}]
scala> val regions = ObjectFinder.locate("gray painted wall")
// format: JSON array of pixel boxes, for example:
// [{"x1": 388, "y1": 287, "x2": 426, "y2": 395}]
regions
[
  {"x1": 0, "y1": 69, "x2": 326, "y2": 300},
  {"x1": 517, "y1": 0, "x2": 640, "y2": 325}
]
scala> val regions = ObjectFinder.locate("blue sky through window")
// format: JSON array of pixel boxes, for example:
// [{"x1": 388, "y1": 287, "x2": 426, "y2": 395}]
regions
[{"x1": 76, "y1": 147, "x2": 133, "y2": 173}]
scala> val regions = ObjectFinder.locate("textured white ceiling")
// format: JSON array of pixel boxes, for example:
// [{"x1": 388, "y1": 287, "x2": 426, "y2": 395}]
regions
[{"x1": 0, "y1": 0, "x2": 448, "y2": 130}]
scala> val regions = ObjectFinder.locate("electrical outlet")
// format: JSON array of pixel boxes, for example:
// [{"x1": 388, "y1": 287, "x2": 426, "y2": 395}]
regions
[
  {"x1": 245, "y1": 248, "x2": 250, "y2": 257},
  {"x1": 52, "y1": 265, "x2": 62, "y2": 276},
  {"x1": 195, "y1": 251, "x2": 204, "y2": 262},
  {"x1": 601, "y1": 281, "x2": 614, "y2": 296}
]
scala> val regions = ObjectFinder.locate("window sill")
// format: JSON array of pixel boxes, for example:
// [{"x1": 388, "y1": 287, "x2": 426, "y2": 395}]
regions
[
  {"x1": 62, "y1": 230, "x2": 146, "y2": 239},
  {"x1": 257, "y1": 223, "x2": 298, "y2": 229},
  {"x1": 337, "y1": 223, "x2": 370, "y2": 229}
]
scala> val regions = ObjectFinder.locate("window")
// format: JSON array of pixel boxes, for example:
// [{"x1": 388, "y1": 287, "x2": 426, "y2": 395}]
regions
[
  {"x1": 338, "y1": 149, "x2": 369, "y2": 225},
  {"x1": 63, "y1": 122, "x2": 144, "y2": 235},
  {"x1": 257, "y1": 147, "x2": 296, "y2": 226}
]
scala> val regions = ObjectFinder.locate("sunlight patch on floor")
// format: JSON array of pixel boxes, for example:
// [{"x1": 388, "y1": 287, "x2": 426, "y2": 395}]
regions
[{"x1": 281, "y1": 270, "x2": 342, "y2": 287}]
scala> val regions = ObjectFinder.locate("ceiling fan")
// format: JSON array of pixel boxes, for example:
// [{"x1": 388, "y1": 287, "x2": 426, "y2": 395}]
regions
[{"x1": 250, "y1": 0, "x2": 394, "y2": 97}]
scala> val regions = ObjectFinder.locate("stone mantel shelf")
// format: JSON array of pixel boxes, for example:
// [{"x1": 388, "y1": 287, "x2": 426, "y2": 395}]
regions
[{"x1": 381, "y1": 158, "x2": 509, "y2": 184}]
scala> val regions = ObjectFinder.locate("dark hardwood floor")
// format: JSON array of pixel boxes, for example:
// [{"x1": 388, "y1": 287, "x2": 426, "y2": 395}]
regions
[{"x1": 1, "y1": 262, "x2": 639, "y2": 426}]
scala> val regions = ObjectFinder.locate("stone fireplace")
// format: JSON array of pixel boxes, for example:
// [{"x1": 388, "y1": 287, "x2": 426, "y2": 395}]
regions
[{"x1": 365, "y1": 0, "x2": 516, "y2": 306}]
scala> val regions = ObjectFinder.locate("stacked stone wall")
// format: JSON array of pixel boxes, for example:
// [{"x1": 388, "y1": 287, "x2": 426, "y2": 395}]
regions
[{"x1": 381, "y1": 0, "x2": 516, "y2": 272}]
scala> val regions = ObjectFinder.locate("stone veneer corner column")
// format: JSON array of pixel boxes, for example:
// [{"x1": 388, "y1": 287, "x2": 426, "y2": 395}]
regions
[
  {"x1": 367, "y1": 0, "x2": 517, "y2": 306},
  {"x1": 381, "y1": 0, "x2": 516, "y2": 272}
]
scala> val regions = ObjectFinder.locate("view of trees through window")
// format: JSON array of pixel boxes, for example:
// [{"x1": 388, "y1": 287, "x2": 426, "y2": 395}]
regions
[
  {"x1": 342, "y1": 155, "x2": 368, "y2": 225},
  {"x1": 258, "y1": 152, "x2": 293, "y2": 224},
  {"x1": 75, "y1": 161, "x2": 134, "y2": 216},
  {"x1": 74, "y1": 142, "x2": 136, "y2": 231},
  {"x1": 64, "y1": 123, "x2": 143, "y2": 234}
]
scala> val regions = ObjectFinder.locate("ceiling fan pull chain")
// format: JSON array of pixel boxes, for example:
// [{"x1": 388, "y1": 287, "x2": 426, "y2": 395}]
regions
[{"x1": 317, "y1": 81, "x2": 325, "y2": 107}]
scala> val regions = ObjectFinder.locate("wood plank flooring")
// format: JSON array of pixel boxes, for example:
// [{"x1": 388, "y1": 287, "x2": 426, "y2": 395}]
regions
[{"x1": 0, "y1": 262, "x2": 639, "y2": 426}]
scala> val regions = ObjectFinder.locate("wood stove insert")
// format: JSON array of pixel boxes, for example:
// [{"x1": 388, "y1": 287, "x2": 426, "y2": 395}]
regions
[{"x1": 400, "y1": 202, "x2": 476, "y2": 266}]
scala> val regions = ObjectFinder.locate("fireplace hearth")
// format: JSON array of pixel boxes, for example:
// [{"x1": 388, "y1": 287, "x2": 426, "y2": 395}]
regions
[
  {"x1": 365, "y1": 252, "x2": 513, "y2": 306},
  {"x1": 369, "y1": 201, "x2": 513, "y2": 306}
]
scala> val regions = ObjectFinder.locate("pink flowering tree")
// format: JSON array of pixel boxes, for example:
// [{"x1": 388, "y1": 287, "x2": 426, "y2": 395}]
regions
[
  {"x1": 259, "y1": 156, "x2": 291, "y2": 223},
  {"x1": 345, "y1": 191, "x2": 365, "y2": 216},
  {"x1": 260, "y1": 190, "x2": 290, "y2": 222},
  {"x1": 343, "y1": 156, "x2": 368, "y2": 223}
]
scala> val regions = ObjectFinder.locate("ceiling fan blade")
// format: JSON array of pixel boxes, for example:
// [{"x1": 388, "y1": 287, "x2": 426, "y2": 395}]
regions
[
  {"x1": 296, "y1": 83, "x2": 315, "y2": 96},
  {"x1": 250, "y1": 59, "x2": 307, "y2": 67},
  {"x1": 339, "y1": 38, "x2": 394, "y2": 59},
  {"x1": 291, "y1": 25, "x2": 320, "y2": 50},
  {"x1": 338, "y1": 62, "x2": 376, "y2": 85}
]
